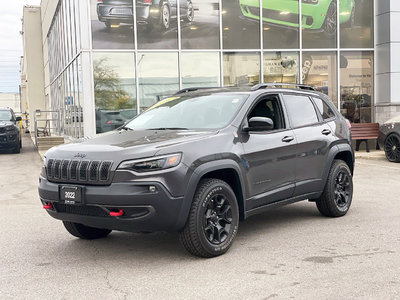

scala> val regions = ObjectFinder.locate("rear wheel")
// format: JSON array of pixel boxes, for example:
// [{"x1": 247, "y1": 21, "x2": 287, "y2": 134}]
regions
[
  {"x1": 160, "y1": 4, "x2": 170, "y2": 30},
  {"x1": 316, "y1": 160, "x2": 353, "y2": 217},
  {"x1": 384, "y1": 133, "x2": 400, "y2": 163},
  {"x1": 63, "y1": 221, "x2": 112, "y2": 240},
  {"x1": 179, "y1": 179, "x2": 239, "y2": 258}
]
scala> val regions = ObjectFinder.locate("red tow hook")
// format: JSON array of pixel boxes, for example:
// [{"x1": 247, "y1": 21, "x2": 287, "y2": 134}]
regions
[
  {"x1": 43, "y1": 203, "x2": 53, "y2": 210},
  {"x1": 110, "y1": 209, "x2": 124, "y2": 217}
]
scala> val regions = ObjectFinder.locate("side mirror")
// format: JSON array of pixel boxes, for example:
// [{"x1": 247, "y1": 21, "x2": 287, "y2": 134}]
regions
[
  {"x1": 243, "y1": 117, "x2": 274, "y2": 132},
  {"x1": 15, "y1": 116, "x2": 22, "y2": 122}
]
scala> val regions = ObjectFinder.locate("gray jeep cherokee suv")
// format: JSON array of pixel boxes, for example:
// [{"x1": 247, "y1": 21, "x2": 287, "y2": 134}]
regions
[{"x1": 39, "y1": 84, "x2": 354, "y2": 258}]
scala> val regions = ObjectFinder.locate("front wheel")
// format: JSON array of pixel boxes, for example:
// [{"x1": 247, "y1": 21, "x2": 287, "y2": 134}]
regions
[
  {"x1": 185, "y1": 2, "x2": 194, "y2": 23},
  {"x1": 63, "y1": 221, "x2": 112, "y2": 240},
  {"x1": 179, "y1": 179, "x2": 239, "y2": 258},
  {"x1": 322, "y1": 2, "x2": 337, "y2": 37},
  {"x1": 316, "y1": 159, "x2": 353, "y2": 217},
  {"x1": 160, "y1": 4, "x2": 170, "y2": 30},
  {"x1": 384, "y1": 133, "x2": 400, "y2": 163}
]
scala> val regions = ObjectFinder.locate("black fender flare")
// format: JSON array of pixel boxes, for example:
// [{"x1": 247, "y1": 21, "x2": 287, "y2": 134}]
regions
[
  {"x1": 321, "y1": 143, "x2": 354, "y2": 189},
  {"x1": 174, "y1": 159, "x2": 246, "y2": 231}
]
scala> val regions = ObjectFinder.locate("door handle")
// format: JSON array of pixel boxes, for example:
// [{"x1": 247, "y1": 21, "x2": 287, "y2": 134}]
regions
[
  {"x1": 282, "y1": 136, "x2": 294, "y2": 143},
  {"x1": 322, "y1": 129, "x2": 331, "y2": 135}
]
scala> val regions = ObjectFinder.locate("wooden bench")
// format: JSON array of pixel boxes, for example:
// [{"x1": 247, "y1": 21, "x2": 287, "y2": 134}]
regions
[{"x1": 350, "y1": 123, "x2": 380, "y2": 152}]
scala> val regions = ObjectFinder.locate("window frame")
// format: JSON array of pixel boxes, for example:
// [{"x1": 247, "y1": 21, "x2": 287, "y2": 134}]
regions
[{"x1": 241, "y1": 93, "x2": 289, "y2": 134}]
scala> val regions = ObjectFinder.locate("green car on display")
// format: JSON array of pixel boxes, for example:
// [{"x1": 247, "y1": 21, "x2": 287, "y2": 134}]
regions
[{"x1": 239, "y1": 0, "x2": 355, "y2": 36}]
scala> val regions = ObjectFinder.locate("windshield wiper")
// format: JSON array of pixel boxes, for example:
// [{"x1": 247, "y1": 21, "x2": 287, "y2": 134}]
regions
[{"x1": 147, "y1": 127, "x2": 189, "y2": 131}]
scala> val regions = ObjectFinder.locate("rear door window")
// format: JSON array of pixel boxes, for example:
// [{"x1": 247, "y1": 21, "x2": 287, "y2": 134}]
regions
[
  {"x1": 313, "y1": 97, "x2": 336, "y2": 120},
  {"x1": 282, "y1": 94, "x2": 319, "y2": 128}
]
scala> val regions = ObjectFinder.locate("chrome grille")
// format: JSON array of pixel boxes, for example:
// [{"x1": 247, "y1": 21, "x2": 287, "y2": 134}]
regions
[{"x1": 46, "y1": 159, "x2": 113, "y2": 184}]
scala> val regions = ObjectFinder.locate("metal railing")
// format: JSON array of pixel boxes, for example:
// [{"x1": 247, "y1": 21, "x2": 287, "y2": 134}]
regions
[{"x1": 33, "y1": 110, "x2": 60, "y2": 147}]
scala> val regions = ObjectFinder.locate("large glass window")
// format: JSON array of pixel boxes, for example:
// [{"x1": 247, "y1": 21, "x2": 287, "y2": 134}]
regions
[
  {"x1": 302, "y1": 1, "x2": 337, "y2": 49},
  {"x1": 340, "y1": 0, "x2": 373, "y2": 48},
  {"x1": 125, "y1": 93, "x2": 248, "y2": 130},
  {"x1": 181, "y1": 52, "x2": 220, "y2": 88},
  {"x1": 340, "y1": 51, "x2": 373, "y2": 123},
  {"x1": 90, "y1": 0, "x2": 134, "y2": 49},
  {"x1": 262, "y1": 0, "x2": 299, "y2": 49},
  {"x1": 137, "y1": 52, "x2": 179, "y2": 111},
  {"x1": 222, "y1": 0, "x2": 260, "y2": 49},
  {"x1": 302, "y1": 52, "x2": 338, "y2": 106},
  {"x1": 283, "y1": 94, "x2": 319, "y2": 128},
  {"x1": 181, "y1": 1, "x2": 220, "y2": 49},
  {"x1": 263, "y1": 52, "x2": 299, "y2": 83},
  {"x1": 92, "y1": 52, "x2": 137, "y2": 133},
  {"x1": 223, "y1": 52, "x2": 260, "y2": 86},
  {"x1": 136, "y1": 0, "x2": 178, "y2": 49}
]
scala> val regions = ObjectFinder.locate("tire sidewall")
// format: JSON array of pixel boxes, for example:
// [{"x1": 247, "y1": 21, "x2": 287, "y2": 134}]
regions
[{"x1": 195, "y1": 182, "x2": 239, "y2": 255}]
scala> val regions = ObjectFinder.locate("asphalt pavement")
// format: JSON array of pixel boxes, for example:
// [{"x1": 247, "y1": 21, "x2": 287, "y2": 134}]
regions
[{"x1": 1, "y1": 134, "x2": 399, "y2": 299}]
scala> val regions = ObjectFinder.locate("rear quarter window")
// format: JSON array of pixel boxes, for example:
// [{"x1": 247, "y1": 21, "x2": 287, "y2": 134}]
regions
[{"x1": 313, "y1": 97, "x2": 336, "y2": 120}]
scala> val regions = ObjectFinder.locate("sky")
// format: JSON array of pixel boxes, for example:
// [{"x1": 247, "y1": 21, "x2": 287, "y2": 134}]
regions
[{"x1": 0, "y1": 0, "x2": 41, "y2": 94}]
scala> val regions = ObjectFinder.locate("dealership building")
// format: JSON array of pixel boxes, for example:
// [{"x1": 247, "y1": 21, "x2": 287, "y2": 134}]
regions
[{"x1": 20, "y1": 0, "x2": 400, "y2": 138}]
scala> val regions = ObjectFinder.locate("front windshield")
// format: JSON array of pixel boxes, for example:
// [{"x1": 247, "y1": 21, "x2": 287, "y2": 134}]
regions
[
  {"x1": 0, "y1": 110, "x2": 13, "y2": 121},
  {"x1": 125, "y1": 93, "x2": 248, "y2": 130}
]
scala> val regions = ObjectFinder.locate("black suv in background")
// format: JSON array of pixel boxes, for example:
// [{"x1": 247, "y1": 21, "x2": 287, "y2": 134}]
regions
[
  {"x1": 0, "y1": 107, "x2": 22, "y2": 153},
  {"x1": 39, "y1": 84, "x2": 354, "y2": 258},
  {"x1": 97, "y1": 0, "x2": 194, "y2": 30}
]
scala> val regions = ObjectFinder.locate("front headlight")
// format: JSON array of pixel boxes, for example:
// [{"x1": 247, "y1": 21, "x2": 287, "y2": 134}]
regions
[
  {"x1": 40, "y1": 156, "x2": 47, "y2": 177},
  {"x1": 118, "y1": 153, "x2": 182, "y2": 173},
  {"x1": 6, "y1": 125, "x2": 16, "y2": 131}
]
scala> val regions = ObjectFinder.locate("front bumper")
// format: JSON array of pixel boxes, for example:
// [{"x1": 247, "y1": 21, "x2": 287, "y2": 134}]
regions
[{"x1": 38, "y1": 177, "x2": 185, "y2": 233}]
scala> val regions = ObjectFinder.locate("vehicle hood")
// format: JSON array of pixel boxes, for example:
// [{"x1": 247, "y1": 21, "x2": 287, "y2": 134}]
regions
[
  {"x1": 45, "y1": 129, "x2": 218, "y2": 162},
  {"x1": 0, "y1": 121, "x2": 14, "y2": 127}
]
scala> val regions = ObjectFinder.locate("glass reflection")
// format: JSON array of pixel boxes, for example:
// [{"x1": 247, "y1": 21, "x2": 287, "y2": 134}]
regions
[
  {"x1": 263, "y1": 52, "x2": 299, "y2": 83},
  {"x1": 181, "y1": 1, "x2": 220, "y2": 49},
  {"x1": 181, "y1": 52, "x2": 220, "y2": 88},
  {"x1": 93, "y1": 52, "x2": 137, "y2": 133},
  {"x1": 222, "y1": 0, "x2": 260, "y2": 49},
  {"x1": 138, "y1": 52, "x2": 179, "y2": 110},
  {"x1": 302, "y1": 52, "x2": 337, "y2": 106},
  {"x1": 302, "y1": 1, "x2": 337, "y2": 48},
  {"x1": 340, "y1": 0, "x2": 373, "y2": 48},
  {"x1": 223, "y1": 52, "x2": 260, "y2": 86},
  {"x1": 90, "y1": 0, "x2": 134, "y2": 49},
  {"x1": 340, "y1": 52, "x2": 373, "y2": 123}
]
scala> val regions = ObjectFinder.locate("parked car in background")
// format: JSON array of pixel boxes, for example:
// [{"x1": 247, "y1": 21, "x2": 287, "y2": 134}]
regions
[
  {"x1": 0, "y1": 107, "x2": 22, "y2": 153},
  {"x1": 39, "y1": 84, "x2": 354, "y2": 258},
  {"x1": 378, "y1": 115, "x2": 400, "y2": 163},
  {"x1": 97, "y1": 0, "x2": 194, "y2": 31},
  {"x1": 95, "y1": 109, "x2": 136, "y2": 133},
  {"x1": 239, "y1": 0, "x2": 355, "y2": 36}
]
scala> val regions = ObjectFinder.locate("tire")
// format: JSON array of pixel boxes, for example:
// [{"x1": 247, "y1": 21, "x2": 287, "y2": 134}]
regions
[
  {"x1": 19, "y1": 135, "x2": 22, "y2": 149},
  {"x1": 13, "y1": 141, "x2": 21, "y2": 154},
  {"x1": 322, "y1": 2, "x2": 337, "y2": 37},
  {"x1": 179, "y1": 179, "x2": 239, "y2": 258},
  {"x1": 384, "y1": 133, "x2": 400, "y2": 163},
  {"x1": 63, "y1": 221, "x2": 112, "y2": 240},
  {"x1": 316, "y1": 159, "x2": 353, "y2": 217},
  {"x1": 185, "y1": 2, "x2": 194, "y2": 23},
  {"x1": 160, "y1": 4, "x2": 170, "y2": 30}
]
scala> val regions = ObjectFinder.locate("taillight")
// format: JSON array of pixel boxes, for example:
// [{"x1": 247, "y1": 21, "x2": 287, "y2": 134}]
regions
[
  {"x1": 345, "y1": 119, "x2": 351, "y2": 128},
  {"x1": 98, "y1": 0, "x2": 103, "y2": 3},
  {"x1": 144, "y1": 0, "x2": 153, "y2": 3},
  {"x1": 107, "y1": 121, "x2": 112, "y2": 124}
]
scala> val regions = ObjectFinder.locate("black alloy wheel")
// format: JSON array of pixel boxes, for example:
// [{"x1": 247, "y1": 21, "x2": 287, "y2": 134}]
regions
[
  {"x1": 334, "y1": 171, "x2": 351, "y2": 212},
  {"x1": 384, "y1": 133, "x2": 400, "y2": 163},
  {"x1": 203, "y1": 194, "x2": 233, "y2": 245},
  {"x1": 323, "y1": 3, "x2": 337, "y2": 36},
  {"x1": 316, "y1": 159, "x2": 353, "y2": 217},
  {"x1": 180, "y1": 178, "x2": 239, "y2": 258}
]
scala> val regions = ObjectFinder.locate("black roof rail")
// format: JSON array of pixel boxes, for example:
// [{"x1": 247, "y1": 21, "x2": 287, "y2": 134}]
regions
[
  {"x1": 251, "y1": 83, "x2": 316, "y2": 91},
  {"x1": 174, "y1": 87, "x2": 222, "y2": 95}
]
